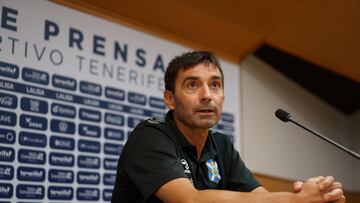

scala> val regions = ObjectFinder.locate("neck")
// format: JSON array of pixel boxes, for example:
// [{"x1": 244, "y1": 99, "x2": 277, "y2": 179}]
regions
[{"x1": 173, "y1": 117, "x2": 208, "y2": 159}]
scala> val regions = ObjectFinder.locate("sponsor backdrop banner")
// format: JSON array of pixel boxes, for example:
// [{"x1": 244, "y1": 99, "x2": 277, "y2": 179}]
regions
[{"x1": 0, "y1": 0, "x2": 241, "y2": 202}]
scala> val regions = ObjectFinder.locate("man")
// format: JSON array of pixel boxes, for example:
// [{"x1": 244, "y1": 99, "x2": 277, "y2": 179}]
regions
[{"x1": 112, "y1": 51, "x2": 345, "y2": 203}]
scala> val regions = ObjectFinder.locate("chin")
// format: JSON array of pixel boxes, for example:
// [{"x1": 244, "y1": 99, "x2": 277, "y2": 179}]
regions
[{"x1": 197, "y1": 120, "x2": 217, "y2": 129}]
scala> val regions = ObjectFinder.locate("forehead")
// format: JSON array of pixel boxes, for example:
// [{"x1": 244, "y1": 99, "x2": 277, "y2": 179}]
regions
[{"x1": 178, "y1": 64, "x2": 222, "y2": 79}]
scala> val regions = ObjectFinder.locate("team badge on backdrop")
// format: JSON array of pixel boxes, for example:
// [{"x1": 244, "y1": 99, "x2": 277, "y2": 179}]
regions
[{"x1": 205, "y1": 159, "x2": 221, "y2": 184}]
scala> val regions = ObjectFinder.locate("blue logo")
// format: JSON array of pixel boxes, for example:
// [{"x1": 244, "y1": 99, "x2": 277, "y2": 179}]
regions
[
  {"x1": 50, "y1": 119, "x2": 75, "y2": 134},
  {"x1": 22, "y1": 67, "x2": 49, "y2": 85},
  {"x1": 78, "y1": 155, "x2": 100, "y2": 169},
  {"x1": 52, "y1": 74, "x2": 77, "y2": 91},
  {"x1": 103, "y1": 189, "x2": 113, "y2": 201},
  {"x1": 20, "y1": 114, "x2": 47, "y2": 131},
  {"x1": 0, "y1": 146, "x2": 15, "y2": 162},
  {"x1": 76, "y1": 188, "x2": 99, "y2": 201},
  {"x1": 19, "y1": 131, "x2": 47, "y2": 148},
  {"x1": 0, "y1": 164, "x2": 14, "y2": 180},
  {"x1": 128, "y1": 91, "x2": 146, "y2": 105},
  {"x1": 221, "y1": 112, "x2": 234, "y2": 123},
  {"x1": 48, "y1": 169, "x2": 74, "y2": 183},
  {"x1": 77, "y1": 171, "x2": 100, "y2": 185},
  {"x1": 103, "y1": 173, "x2": 116, "y2": 185},
  {"x1": 17, "y1": 166, "x2": 45, "y2": 182},
  {"x1": 48, "y1": 186, "x2": 73, "y2": 200},
  {"x1": 50, "y1": 136, "x2": 75, "y2": 151},
  {"x1": 18, "y1": 149, "x2": 46, "y2": 165},
  {"x1": 149, "y1": 96, "x2": 166, "y2": 109},
  {"x1": 16, "y1": 184, "x2": 44, "y2": 199},
  {"x1": 0, "y1": 110, "x2": 17, "y2": 126},
  {"x1": 215, "y1": 123, "x2": 234, "y2": 132},
  {"x1": 20, "y1": 97, "x2": 48, "y2": 114},
  {"x1": 51, "y1": 102, "x2": 76, "y2": 118},
  {"x1": 104, "y1": 128, "x2": 124, "y2": 140},
  {"x1": 0, "y1": 128, "x2": 16, "y2": 144},
  {"x1": 104, "y1": 143, "x2": 123, "y2": 155},
  {"x1": 105, "y1": 86, "x2": 125, "y2": 101},
  {"x1": 49, "y1": 152, "x2": 74, "y2": 167},
  {"x1": 78, "y1": 123, "x2": 100, "y2": 138},
  {"x1": 104, "y1": 158, "x2": 118, "y2": 170},
  {"x1": 79, "y1": 108, "x2": 101, "y2": 122},
  {"x1": 127, "y1": 117, "x2": 144, "y2": 128},
  {"x1": 0, "y1": 92, "x2": 17, "y2": 109},
  {"x1": 205, "y1": 159, "x2": 221, "y2": 184},
  {"x1": 78, "y1": 139, "x2": 101, "y2": 153},
  {"x1": 0, "y1": 61, "x2": 19, "y2": 79},
  {"x1": 0, "y1": 183, "x2": 13, "y2": 198},
  {"x1": 80, "y1": 80, "x2": 102, "y2": 96},
  {"x1": 104, "y1": 112, "x2": 124, "y2": 126}
]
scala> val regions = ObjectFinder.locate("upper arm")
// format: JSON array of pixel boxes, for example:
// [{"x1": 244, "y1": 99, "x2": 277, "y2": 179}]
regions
[
  {"x1": 155, "y1": 178, "x2": 198, "y2": 203},
  {"x1": 251, "y1": 186, "x2": 269, "y2": 193}
]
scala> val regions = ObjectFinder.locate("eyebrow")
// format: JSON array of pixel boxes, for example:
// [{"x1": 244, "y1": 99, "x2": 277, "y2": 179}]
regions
[
  {"x1": 183, "y1": 75, "x2": 223, "y2": 84},
  {"x1": 211, "y1": 75, "x2": 222, "y2": 81}
]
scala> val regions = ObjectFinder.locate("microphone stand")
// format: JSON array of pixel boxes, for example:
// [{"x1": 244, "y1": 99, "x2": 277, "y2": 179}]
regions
[{"x1": 288, "y1": 117, "x2": 360, "y2": 160}]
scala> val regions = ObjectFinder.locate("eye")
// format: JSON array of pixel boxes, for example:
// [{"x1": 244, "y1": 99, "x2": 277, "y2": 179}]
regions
[
  {"x1": 211, "y1": 81, "x2": 222, "y2": 89},
  {"x1": 187, "y1": 80, "x2": 199, "y2": 89}
]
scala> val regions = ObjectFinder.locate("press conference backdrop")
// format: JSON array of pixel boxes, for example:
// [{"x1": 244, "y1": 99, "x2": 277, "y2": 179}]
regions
[{"x1": 0, "y1": 0, "x2": 241, "y2": 202}]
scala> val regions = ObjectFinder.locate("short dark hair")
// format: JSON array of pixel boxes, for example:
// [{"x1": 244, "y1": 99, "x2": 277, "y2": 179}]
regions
[{"x1": 164, "y1": 51, "x2": 224, "y2": 92}]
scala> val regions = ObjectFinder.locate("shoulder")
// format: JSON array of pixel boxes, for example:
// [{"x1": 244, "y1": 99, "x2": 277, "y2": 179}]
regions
[
  {"x1": 123, "y1": 117, "x2": 176, "y2": 154},
  {"x1": 130, "y1": 117, "x2": 166, "y2": 136},
  {"x1": 127, "y1": 117, "x2": 167, "y2": 141}
]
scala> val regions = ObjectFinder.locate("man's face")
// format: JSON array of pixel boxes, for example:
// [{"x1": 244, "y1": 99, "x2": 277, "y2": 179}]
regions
[{"x1": 164, "y1": 63, "x2": 224, "y2": 130}]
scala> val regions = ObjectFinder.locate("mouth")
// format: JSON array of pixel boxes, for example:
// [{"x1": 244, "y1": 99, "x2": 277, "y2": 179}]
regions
[
  {"x1": 195, "y1": 107, "x2": 216, "y2": 115},
  {"x1": 197, "y1": 109, "x2": 214, "y2": 113}
]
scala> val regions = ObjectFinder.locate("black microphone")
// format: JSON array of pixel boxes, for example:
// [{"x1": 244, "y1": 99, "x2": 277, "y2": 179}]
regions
[{"x1": 275, "y1": 109, "x2": 360, "y2": 160}]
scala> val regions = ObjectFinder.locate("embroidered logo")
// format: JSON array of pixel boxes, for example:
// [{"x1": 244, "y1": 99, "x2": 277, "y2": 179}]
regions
[{"x1": 206, "y1": 159, "x2": 221, "y2": 184}]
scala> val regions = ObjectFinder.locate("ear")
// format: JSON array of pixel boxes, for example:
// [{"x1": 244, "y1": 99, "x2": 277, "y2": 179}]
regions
[{"x1": 163, "y1": 90, "x2": 175, "y2": 110}]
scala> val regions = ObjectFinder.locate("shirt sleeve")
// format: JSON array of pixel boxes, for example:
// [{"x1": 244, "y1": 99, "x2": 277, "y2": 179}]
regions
[{"x1": 122, "y1": 124, "x2": 188, "y2": 200}]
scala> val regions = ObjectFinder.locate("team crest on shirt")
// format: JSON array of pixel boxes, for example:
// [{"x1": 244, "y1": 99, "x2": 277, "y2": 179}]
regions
[{"x1": 205, "y1": 159, "x2": 221, "y2": 184}]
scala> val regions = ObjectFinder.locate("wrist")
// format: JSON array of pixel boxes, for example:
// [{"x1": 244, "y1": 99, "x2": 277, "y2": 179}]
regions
[{"x1": 291, "y1": 192, "x2": 301, "y2": 203}]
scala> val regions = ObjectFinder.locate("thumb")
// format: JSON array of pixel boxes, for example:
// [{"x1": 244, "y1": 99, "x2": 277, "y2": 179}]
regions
[{"x1": 293, "y1": 181, "x2": 303, "y2": 193}]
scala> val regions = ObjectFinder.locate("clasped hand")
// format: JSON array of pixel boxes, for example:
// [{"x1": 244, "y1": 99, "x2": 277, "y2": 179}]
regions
[{"x1": 293, "y1": 176, "x2": 345, "y2": 203}]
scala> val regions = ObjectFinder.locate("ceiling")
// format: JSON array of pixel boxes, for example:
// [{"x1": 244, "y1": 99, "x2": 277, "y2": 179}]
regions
[{"x1": 54, "y1": 0, "x2": 360, "y2": 114}]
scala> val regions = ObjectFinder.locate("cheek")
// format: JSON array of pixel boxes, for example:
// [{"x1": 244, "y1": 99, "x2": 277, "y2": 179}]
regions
[{"x1": 215, "y1": 95, "x2": 224, "y2": 105}]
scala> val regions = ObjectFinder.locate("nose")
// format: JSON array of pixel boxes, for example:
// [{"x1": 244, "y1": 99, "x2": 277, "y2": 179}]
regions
[{"x1": 200, "y1": 85, "x2": 212, "y2": 102}]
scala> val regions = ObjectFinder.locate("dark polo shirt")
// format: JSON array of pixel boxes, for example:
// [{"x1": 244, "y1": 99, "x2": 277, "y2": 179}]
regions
[{"x1": 111, "y1": 111, "x2": 260, "y2": 203}]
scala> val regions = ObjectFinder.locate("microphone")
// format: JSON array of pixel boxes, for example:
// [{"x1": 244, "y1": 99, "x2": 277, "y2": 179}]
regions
[{"x1": 275, "y1": 109, "x2": 360, "y2": 160}]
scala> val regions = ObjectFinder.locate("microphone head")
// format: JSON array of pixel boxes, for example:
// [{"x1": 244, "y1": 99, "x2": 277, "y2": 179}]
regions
[{"x1": 275, "y1": 109, "x2": 291, "y2": 122}]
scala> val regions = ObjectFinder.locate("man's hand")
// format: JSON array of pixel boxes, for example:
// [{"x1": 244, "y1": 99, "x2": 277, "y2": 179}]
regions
[
  {"x1": 295, "y1": 177, "x2": 327, "y2": 203},
  {"x1": 293, "y1": 176, "x2": 345, "y2": 203}
]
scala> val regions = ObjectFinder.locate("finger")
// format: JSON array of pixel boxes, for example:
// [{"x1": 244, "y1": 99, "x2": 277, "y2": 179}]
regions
[
  {"x1": 323, "y1": 188, "x2": 343, "y2": 202},
  {"x1": 323, "y1": 182, "x2": 343, "y2": 194},
  {"x1": 308, "y1": 176, "x2": 325, "y2": 183},
  {"x1": 319, "y1": 176, "x2": 334, "y2": 191},
  {"x1": 293, "y1": 181, "x2": 303, "y2": 193},
  {"x1": 332, "y1": 195, "x2": 346, "y2": 203}
]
